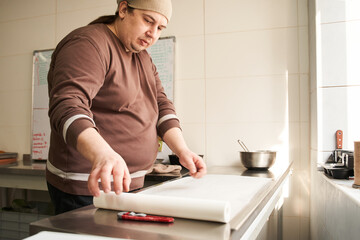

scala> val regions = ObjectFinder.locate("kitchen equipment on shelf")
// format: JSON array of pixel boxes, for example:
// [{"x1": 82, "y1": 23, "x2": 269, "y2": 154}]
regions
[
  {"x1": 322, "y1": 130, "x2": 354, "y2": 179},
  {"x1": 0, "y1": 151, "x2": 18, "y2": 166},
  {"x1": 323, "y1": 151, "x2": 354, "y2": 179}
]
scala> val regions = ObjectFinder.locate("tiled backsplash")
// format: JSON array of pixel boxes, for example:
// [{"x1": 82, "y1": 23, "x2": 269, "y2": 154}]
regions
[{"x1": 317, "y1": 1, "x2": 360, "y2": 159}]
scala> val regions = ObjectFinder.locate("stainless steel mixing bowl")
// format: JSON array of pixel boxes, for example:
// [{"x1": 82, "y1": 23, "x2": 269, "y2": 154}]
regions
[{"x1": 240, "y1": 151, "x2": 276, "y2": 170}]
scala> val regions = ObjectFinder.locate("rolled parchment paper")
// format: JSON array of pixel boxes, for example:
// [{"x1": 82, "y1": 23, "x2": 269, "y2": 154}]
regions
[
  {"x1": 94, "y1": 191, "x2": 231, "y2": 223},
  {"x1": 353, "y1": 141, "x2": 360, "y2": 188}
]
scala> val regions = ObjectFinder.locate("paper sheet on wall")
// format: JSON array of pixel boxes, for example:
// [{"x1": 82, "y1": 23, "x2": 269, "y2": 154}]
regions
[
  {"x1": 32, "y1": 50, "x2": 53, "y2": 160},
  {"x1": 94, "y1": 174, "x2": 272, "y2": 223}
]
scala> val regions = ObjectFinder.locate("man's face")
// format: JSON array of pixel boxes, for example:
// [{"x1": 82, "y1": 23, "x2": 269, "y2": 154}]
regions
[{"x1": 118, "y1": 6, "x2": 168, "y2": 53}]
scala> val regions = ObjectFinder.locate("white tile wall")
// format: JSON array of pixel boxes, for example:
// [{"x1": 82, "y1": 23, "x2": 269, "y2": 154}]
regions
[
  {"x1": 174, "y1": 79, "x2": 205, "y2": 123},
  {"x1": 206, "y1": 76, "x2": 288, "y2": 123},
  {"x1": 205, "y1": 0, "x2": 298, "y2": 34},
  {"x1": 180, "y1": 123, "x2": 206, "y2": 157},
  {"x1": 310, "y1": 91, "x2": 318, "y2": 150},
  {"x1": 320, "y1": 86, "x2": 360, "y2": 151},
  {"x1": 205, "y1": 28, "x2": 299, "y2": 78},
  {"x1": 0, "y1": 54, "x2": 33, "y2": 91},
  {"x1": 174, "y1": 36, "x2": 205, "y2": 80},
  {"x1": 289, "y1": 74, "x2": 300, "y2": 122},
  {"x1": 289, "y1": 123, "x2": 301, "y2": 170},
  {"x1": 299, "y1": 27, "x2": 310, "y2": 74},
  {"x1": 0, "y1": 89, "x2": 31, "y2": 127},
  {"x1": 0, "y1": 125, "x2": 31, "y2": 155},
  {"x1": 298, "y1": 0, "x2": 309, "y2": 27},
  {"x1": 0, "y1": 0, "x2": 56, "y2": 22},
  {"x1": 321, "y1": 20, "x2": 360, "y2": 87},
  {"x1": 57, "y1": 0, "x2": 114, "y2": 13},
  {"x1": 56, "y1": 5, "x2": 116, "y2": 42},
  {"x1": 300, "y1": 122, "x2": 310, "y2": 170},
  {"x1": 318, "y1": 0, "x2": 360, "y2": 23},
  {"x1": 300, "y1": 75, "x2": 310, "y2": 122},
  {"x1": 0, "y1": 16, "x2": 55, "y2": 56},
  {"x1": 163, "y1": 0, "x2": 204, "y2": 37}
]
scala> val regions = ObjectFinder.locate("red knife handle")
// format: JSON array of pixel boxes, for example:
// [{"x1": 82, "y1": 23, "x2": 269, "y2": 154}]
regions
[
  {"x1": 120, "y1": 213, "x2": 174, "y2": 223},
  {"x1": 336, "y1": 130, "x2": 343, "y2": 149}
]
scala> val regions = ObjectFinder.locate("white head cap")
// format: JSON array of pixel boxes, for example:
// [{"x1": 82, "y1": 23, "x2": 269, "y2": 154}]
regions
[{"x1": 117, "y1": 0, "x2": 172, "y2": 22}]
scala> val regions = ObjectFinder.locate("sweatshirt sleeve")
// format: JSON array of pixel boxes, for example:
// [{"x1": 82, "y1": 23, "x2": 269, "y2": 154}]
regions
[
  {"x1": 48, "y1": 35, "x2": 106, "y2": 148},
  {"x1": 152, "y1": 62, "x2": 181, "y2": 138}
]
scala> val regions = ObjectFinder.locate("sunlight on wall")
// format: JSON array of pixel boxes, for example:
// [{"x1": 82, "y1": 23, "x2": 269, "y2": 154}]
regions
[
  {"x1": 281, "y1": 70, "x2": 289, "y2": 165},
  {"x1": 345, "y1": 20, "x2": 360, "y2": 144},
  {"x1": 316, "y1": 10, "x2": 323, "y2": 159}
]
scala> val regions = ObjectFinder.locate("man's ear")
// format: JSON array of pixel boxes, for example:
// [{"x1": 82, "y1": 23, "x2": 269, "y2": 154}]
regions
[{"x1": 118, "y1": 1, "x2": 128, "y2": 18}]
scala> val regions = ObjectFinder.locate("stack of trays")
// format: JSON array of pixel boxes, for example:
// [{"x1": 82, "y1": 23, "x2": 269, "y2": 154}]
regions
[{"x1": 0, "y1": 151, "x2": 18, "y2": 166}]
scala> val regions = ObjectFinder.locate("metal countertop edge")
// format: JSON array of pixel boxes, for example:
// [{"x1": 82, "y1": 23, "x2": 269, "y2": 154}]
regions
[
  {"x1": 0, "y1": 161, "x2": 46, "y2": 176},
  {"x1": 230, "y1": 162, "x2": 293, "y2": 239}
]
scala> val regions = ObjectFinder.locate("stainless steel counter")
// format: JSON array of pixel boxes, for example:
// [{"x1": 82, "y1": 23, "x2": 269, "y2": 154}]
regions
[
  {"x1": 0, "y1": 161, "x2": 47, "y2": 190},
  {"x1": 29, "y1": 161, "x2": 292, "y2": 240}
]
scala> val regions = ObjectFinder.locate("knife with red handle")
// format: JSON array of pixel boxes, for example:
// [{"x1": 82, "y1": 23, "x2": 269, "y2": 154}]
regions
[
  {"x1": 117, "y1": 212, "x2": 174, "y2": 223},
  {"x1": 336, "y1": 130, "x2": 343, "y2": 149}
]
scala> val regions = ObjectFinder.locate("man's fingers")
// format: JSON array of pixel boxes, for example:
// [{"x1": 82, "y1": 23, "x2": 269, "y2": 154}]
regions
[
  {"x1": 187, "y1": 155, "x2": 207, "y2": 178},
  {"x1": 190, "y1": 165, "x2": 207, "y2": 178},
  {"x1": 100, "y1": 165, "x2": 113, "y2": 193},
  {"x1": 88, "y1": 153, "x2": 130, "y2": 197},
  {"x1": 123, "y1": 170, "x2": 131, "y2": 192},
  {"x1": 88, "y1": 168, "x2": 101, "y2": 197},
  {"x1": 112, "y1": 166, "x2": 124, "y2": 195},
  {"x1": 187, "y1": 162, "x2": 197, "y2": 174}
]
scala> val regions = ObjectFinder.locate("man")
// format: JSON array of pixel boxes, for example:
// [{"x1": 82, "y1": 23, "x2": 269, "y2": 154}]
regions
[{"x1": 46, "y1": 0, "x2": 206, "y2": 214}]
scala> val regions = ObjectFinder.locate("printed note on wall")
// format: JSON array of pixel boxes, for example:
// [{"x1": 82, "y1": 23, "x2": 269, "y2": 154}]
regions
[
  {"x1": 32, "y1": 50, "x2": 52, "y2": 160},
  {"x1": 32, "y1": 109, "x2": 50, "y2": 159}
]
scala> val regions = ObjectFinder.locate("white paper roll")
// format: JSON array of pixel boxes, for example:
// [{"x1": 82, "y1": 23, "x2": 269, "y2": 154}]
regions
[{"x1": 94, "y1": 191, "x2": 231, "y2": 223}]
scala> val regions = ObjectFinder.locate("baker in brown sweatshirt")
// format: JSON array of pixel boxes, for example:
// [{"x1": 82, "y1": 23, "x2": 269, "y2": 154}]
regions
[{"x1": 46, "y1": 0, "x2": 206, "y2": 214}]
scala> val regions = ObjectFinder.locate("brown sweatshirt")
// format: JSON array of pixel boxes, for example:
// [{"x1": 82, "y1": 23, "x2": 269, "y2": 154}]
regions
[{"x1": 46, "y1": 24, "x2": 180, "y2": 195}]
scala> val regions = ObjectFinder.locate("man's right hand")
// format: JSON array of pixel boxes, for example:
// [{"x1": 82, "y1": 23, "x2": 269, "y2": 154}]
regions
[{"x1": 77, "y1": 128, "x2": 131, "y2": 197}]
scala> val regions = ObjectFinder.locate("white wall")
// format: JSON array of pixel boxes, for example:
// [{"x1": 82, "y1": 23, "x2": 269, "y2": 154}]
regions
[
  {"x1": 310, "y1": 0, "x2": 360, "y2": 239},
  {"x1": 317, "y1": 0, "x2": 360, "y2": 156},
  {"x1": 0, "y1": 0, "x2": 310, "y2": 239}
]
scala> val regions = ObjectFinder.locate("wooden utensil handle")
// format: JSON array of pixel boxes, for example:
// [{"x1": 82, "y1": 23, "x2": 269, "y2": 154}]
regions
[{"x1": 336, "y1": 130, "x2": 343, "y2": 149}]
